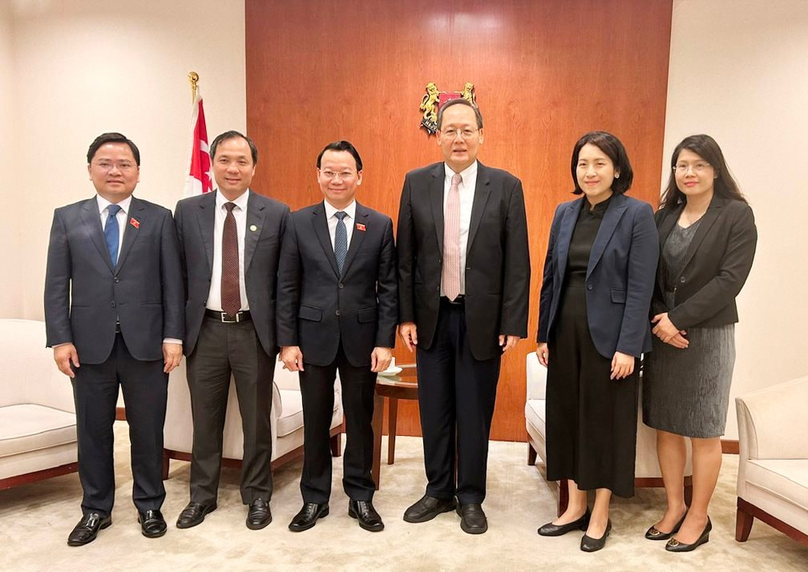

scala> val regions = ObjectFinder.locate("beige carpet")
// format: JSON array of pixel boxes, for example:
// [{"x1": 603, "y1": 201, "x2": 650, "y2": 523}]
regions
[{"x1": 2, "y1": 423, "x2": 807, "y2": 571}]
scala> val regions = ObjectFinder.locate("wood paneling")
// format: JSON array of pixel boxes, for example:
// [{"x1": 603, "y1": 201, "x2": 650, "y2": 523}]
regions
[{"x1": 246, "y1": 0, "x2": 673, "y2": 441}]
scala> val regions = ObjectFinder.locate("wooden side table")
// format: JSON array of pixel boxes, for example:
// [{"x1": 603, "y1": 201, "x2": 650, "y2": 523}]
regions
[{"x1": 371, "y1": 364, "x2": 418, "y2": 489}]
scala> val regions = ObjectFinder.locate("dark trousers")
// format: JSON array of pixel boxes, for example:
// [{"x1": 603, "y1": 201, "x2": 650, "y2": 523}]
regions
[
  {"x1": 72, "y1": 333, "x2": 167, "y2": 517},
  {"x1": 416, "y1": 299, "x2": 501, "y2": 505},
  {"x1": 299, "y1": 343, "x2": 377, "y2": 504},
  {"x1": 186, "y1": 317, "x2": 275, "y2": 505}
]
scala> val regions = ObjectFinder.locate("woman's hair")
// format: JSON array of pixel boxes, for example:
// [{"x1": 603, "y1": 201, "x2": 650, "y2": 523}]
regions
[
  {"x1": 570, "y1": 131, "x2": 634, "y2": 195},
  {"x1": 659, "y1": 134, "x2": 747, "y2": 209}
]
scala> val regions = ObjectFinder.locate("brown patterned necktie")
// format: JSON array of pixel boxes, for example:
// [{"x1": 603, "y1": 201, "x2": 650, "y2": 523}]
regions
[
  {"x1": 442, "y1": 173, "x2": 462, "y2": 301},
  {"x1": 221, "y1": 202, "x2": 241, "y2": 317}
]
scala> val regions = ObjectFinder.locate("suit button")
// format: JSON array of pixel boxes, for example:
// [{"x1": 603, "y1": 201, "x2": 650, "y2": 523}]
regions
[
  {"x1": 114, "y1": 277, "x2": 120, "y2": 283},
  {"x1": 110, "y1": 301, "x2": 116, "y2": 307},
  {"x1": 586, "y1": 284, "x2": 593, "y2": 291},
  {"x1": 335, "y1": 310, "x2": 341, "y2": 317},
  {"x1": 202, "y1": 300, "x2": 207, "y2": 306},
  {"x1": 680, "y1": 276, "x2": 686, "y2": 283},
  {"x1": 339, "y1": 283, "x2": 344, "y2": 289}
]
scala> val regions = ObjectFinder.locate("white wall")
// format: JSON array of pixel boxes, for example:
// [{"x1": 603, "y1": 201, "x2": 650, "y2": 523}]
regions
[
  {"x1": 0, "y1": 0, "x2": 246, "y2": 319},
  {"x1": 664, "y1": 0, "x2": 808, "y2": 438}
]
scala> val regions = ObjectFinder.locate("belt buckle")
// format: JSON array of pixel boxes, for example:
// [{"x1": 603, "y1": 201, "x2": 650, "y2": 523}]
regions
[{"x1": 220, "y1": 312, "x2": 238, "y2": 324}]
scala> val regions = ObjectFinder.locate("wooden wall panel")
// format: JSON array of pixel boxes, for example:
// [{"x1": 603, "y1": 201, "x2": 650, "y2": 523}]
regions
[{"x1": 246, "y1": 0, "x2": 673, "y2": 442}]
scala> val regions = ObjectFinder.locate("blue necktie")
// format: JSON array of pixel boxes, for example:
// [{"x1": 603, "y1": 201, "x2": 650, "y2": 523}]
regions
[
  {"x1": 335, "y1": 211, "x2": 348, "y2": 275},
  {"x1": 105, "y1": 204, "x2": 122, "y2": 265}
]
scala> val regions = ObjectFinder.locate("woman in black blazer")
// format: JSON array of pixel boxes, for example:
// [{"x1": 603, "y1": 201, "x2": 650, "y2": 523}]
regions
[
  {"x1": 536, "y1": 132, "x2": 658, "y2": 552},
  {"x1": 643, "y1": 135, "x2": 757, "y2": 552}
]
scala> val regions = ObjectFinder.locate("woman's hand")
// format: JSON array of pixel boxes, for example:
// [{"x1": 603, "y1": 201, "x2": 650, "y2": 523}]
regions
[
  {"x1": 537, "y1": 342, "x2": 549, "y2": 367},
  {"x1": 651, "y1": 313, "x2": 689, "y2": 349},
  {"x1": 611, "y1": 351, "x2": 635, "y2": 380}
]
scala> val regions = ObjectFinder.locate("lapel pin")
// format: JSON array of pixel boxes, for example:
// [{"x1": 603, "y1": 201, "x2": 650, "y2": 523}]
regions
[
  {"x1": 250, "y1": 224, "x2": 258, "y2": 232},
  {"x1": 129, "y1": 218, "x2": 140, "y2": 229},
  {"x1": 356, "y1": 223, "x2": 366, "y2": 232}
]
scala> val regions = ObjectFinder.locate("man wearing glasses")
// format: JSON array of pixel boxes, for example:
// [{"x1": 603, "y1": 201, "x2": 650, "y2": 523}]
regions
[
  {"x1": 397, "y1": 99, "x2": 530, "y2": 534},
  {"x1": 277, "y1": 140, "x2": 397, "y2": 532}
]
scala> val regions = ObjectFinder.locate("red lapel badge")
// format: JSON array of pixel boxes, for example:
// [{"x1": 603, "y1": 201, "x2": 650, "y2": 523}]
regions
[
  {"x1": 129, "y1": 217, "x2": 140, "y2": 229},
  {"x1": 356, "y1": 223, "x2": 366, "y2": 232}
]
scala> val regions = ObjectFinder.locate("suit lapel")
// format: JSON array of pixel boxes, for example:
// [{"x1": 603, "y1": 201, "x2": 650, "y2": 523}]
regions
[
  {"x1": 115, "y1": 197, "x2": 144, "y2": 270},
  {"x1": 312, "y1": 202, "x2": 340, "y2": 278},
  {"x1": 244, "y1": 191, "x2": 266, "y2": 271},
  {"x1": 341, "y1": 203, "x2": 368, "y2": 278},
  {"x1": 587, "y1": 194, "x2": 628, "y2": 278},
  {"x1": 466, "y1": 162, "x2": 492, "y2": 255},
  {"x1": 196, "y1": 191, "x2": 217, "y2": 273},
  {"x1": 555, "y1": 198, "x2": 584, "y2": 282},
  {"x1": 678, "y1": 195, "x2": 725, "y2": 272},
  {"x1": 656, "y1": 204, "x2": 682, "y2": 285},
  {"x1": 429, "y1": 163, "x2": 446, "y2": 253},
  {"x1": 80, "y1": 197, "x2": 115, "y2": 273}
]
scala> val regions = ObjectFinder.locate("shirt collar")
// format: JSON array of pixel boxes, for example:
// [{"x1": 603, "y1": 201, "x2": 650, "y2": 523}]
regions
[
  {"x1": 215, "y1": 189, "x2": 250, "y2": 211},
  {"x1": 96, "y1": 194, "x2": 132, "y2": 215},
  {"x1": 324, "y1": 199, "x2": 356, "y2": 220},
  {"x1": 444, "y1": 160, "x2": 478, "y2": 187}
]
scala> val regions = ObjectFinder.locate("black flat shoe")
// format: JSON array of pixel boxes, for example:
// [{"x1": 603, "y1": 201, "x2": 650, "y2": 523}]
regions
[
  {"x1": 288, "y1": 502, "x2": 329, "y2": 532},
  {"x1": 403, "y1": 494, "x2": 457, "y2": 523},
  {"x1": 538, "y1": 508, "x2": 591, "y2": 537},
  {"x1": 349, "y1": 500, "x2": 384, "y2": 532},
  {"x1": 456, "y1": 503, "x2": 488, "y2": 535},
  {"x1": 666, "y1": 517, "x2": 712, "y2": 552},
  {"x1": 138, "y1": 509, "x2": 167, "y2": 538},
  {"x1": 67, "y1": 513, "x2": 112, "y2": 546},
  {"x1": 581, "y1": 520, "x2": 611, "y2": 552},
  {"x1": 645, "y1": 511, "x2": 687, "y2": 541},
  {"x1": 176, "y1": 502, "x2": 217, "y2": 529},
  {"x1": 247, "y1": 498, "x2": 272, "y2": 530}
]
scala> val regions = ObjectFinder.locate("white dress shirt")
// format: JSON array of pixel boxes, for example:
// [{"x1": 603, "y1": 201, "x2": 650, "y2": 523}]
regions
[
  {"x1": 441, "y1": 161, "x2": 477, "y2": 296},
  {"x1": 207, "y1": 189, "x2": 250, "y2": 312},
  {"x1": 324, "y1": 199, "x2": 356, "y2": 251}
]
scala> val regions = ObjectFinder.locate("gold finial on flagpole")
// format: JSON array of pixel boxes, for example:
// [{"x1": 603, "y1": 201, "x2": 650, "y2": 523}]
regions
[{"x1": 188, "y1": 71, "x2": 199, "y2": 102}]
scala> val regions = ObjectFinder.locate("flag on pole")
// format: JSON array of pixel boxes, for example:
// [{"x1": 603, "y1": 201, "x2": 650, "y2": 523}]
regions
[{"x1": 184, "y1": 84, "x2": 212, "y2": 196}]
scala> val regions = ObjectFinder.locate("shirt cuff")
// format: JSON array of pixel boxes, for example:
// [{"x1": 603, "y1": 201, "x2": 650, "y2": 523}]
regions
[{"x1": 163, "y1": 338, "x2": 183, "y2": 345}]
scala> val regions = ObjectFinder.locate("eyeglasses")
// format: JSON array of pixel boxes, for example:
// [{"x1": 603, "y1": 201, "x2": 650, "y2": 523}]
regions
[
  {"x1": 93, "y1": 161, "x2": 137, "y2": 172},
  {"x1": 320, "y1": 170, "x2": 357, "y2": 181},
  {"x1": 673, "y1": 162, "x2": 711, "y2": 174},
  {"x1": 440, "y1": 128, "x2": 479, "y2": 140}
]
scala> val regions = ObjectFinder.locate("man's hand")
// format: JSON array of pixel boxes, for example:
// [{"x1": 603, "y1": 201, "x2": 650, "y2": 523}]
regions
[
  {"x1": 499, "y1": 335, "x2": 521, "y2": 353},
  {"x1": 537, "y1": 342, "x2": 549, "y2": 367},
  {"x1": 610, "y1": 351, "x2": 635, "y2": 380},
  {"x1": 399, "y1": 322, "x2": 418, "y2": 352},
  {"x1": 651, "y1": 312, "x2": 689, "y2": 349},
  {"x1": 370, "y1": 347, "x2": 393, "y2": 373},
  {"x1": 54, "y1": 343, "x2": 80, "y2": 378},
  {"x1": 162, "y1": 343, "x2": 183, "y2": 373},
  {"x1": 280, "y1": 346, "x2": 305, "y2": 372}
]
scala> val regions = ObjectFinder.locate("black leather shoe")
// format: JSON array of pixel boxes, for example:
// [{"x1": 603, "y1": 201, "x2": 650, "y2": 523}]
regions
[
  {"x1": 666, "y1": 517, "x2": 711, "y2": 552},
  {"x1": 349, "y1": 500, "x2": 384, "y2": 532},
  {"x1": 176, "y1": 502, "x2": 217, "y2": 529},
  {"x1": 138, "y1": 509, "x2": 167, "y2": 538},
  {"x1": 403, "y1": 495, "x2": 457, "y2": 523},
  {"x1": 581, "y1": 520, "x2": 612, "y2": 552},
  {"x1": 538, "y1": 508, "x2": 591, "y2": 537},
  {"x1": 67, "y1": 513, "x2": 112, "y2": 546},
  {"x1": 247, "y1": 498, "x2": 272, "y2": 530},
  {"x1": 288, "y1": 502, "x2": 329, "y2": 532},
  {"x1": 645, "y1": 511, "x2": 687, "y2": 541},
  {"x1": 456, "y1": 503, "x2": 488, "y2": 534}
]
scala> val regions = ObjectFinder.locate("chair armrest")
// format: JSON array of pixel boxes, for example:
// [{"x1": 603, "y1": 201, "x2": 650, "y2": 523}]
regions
[
  {"x1": 526, "y1": 352, "x2": 547, "y2": 401},
  {"x1": 273, "y1": 361, "x2": 300, "y2": 391}
]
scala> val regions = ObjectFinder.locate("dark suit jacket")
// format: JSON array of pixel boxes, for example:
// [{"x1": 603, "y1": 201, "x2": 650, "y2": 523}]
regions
[
  {"x1": 537, "y1": 193, "x2": 658, "y2": 359},
  {"x1": 276, "y1": 201, "x2": 398, "y2": 368},
  {"x1": 44, "y1": 196, "x2": 184, "y2": 364},
  {"x1": 174, "y1": 190, "x2": 290, "y2": 356},
  {"x1": 652, "y1": 195, "x2": 757, "y2": 330},
  {"x1": 397, "y1": 161, "x2": 530, "y2": 361}
]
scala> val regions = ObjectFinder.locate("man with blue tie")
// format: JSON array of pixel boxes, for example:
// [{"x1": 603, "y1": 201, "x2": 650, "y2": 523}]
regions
[{"x1": 44, "y1": 132, "x2": 184, "y2": 545}]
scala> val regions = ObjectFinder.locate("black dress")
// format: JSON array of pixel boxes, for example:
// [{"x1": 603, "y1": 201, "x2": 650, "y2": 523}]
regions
[{"x1": 545, "y1": 197, "x2": 639, "y2": 498}]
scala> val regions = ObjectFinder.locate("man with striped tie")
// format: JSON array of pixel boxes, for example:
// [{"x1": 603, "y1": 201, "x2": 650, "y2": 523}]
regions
[{"x1": 277, "y1": 140, "x2": 397, "y2": 533}]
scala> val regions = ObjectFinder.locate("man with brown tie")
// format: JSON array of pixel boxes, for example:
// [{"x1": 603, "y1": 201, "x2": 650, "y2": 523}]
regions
[
  {"x1": 174, "y1": 131, "x2": 290, "y2": 530},
  {"x1": 397, "y1": 99, "x2": 530, "y2": 534}
]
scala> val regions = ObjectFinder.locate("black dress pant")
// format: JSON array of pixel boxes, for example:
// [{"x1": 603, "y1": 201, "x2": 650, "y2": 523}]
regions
[
  {"x1": 416, "y1": 299, "x2": 501, "y2": 505},
  {"x1": 186, "y1": 317, "x2": 275, "y2": 505},
  {"x1": 299, "y1": 343, "x2": 377, "y2": 504},
  {"x1": 72, "y1": 333, "x2": 167, "y2": 517}
]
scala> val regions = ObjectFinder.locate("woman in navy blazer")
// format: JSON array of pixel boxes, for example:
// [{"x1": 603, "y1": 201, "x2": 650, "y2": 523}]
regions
[{"x1": 536, "y1": 132, "x2": 658, "y2": 552}]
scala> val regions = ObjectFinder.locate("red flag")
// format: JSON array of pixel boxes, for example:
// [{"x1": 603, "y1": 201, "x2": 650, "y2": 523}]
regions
[{"x1": 184, "y1": 88, "x2": 212, "y2": 196}]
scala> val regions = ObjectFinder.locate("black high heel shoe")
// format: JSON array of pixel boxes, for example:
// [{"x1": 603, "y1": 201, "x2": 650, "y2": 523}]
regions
[
  {"x1": 666, "y1": 517, "x2": 712, "y2": 552},
  {"x1": 645, "y1": 510, "x2": 687, "y2": 541},
  {"x1": 537, "y1": 508, "x2": 590, "y2": 537},
  {"x1": 581, "y1": 520, "x2": 611, "y2": 552}
]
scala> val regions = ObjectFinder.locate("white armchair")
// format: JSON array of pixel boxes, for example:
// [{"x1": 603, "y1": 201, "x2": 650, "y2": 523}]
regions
[
  {"x1": 735, "y1": 376, "x2": 808, "y2": 546},
  {"x1": 0, "y1": 319, "x2": 78, "y2": 489}
]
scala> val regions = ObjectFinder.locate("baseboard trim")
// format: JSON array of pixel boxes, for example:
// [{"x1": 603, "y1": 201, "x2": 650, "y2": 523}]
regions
[
  {"x1": 722, "y1": 439, "x2": 739, "y2": 454},
  {"x1": 116, "y1": 407, "x2": 126, "y2": 421}
]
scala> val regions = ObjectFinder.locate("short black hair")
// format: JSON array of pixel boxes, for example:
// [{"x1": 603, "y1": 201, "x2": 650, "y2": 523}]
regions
[
  {"x1": 87, "y1": 132, "x2": 140, "y2": 166},
  {"x1": 210, "y1": 130, "x2": 259, "y2": 165},
  {"x1": 437, "y1": 98, "x2": 483, "y2": 130},
  {"x1": 316, "y1": 140, "x2": 363, "y2": 172},
  {"x1": 570, "y1": 131, "x2": 634, "y2": 195}
]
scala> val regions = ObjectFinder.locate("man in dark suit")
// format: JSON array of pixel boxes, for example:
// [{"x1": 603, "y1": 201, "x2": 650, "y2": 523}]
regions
[
  {"x1": 397, "y1": 99, "x2": 530, "y2": 534},
  {"x1": 173, "y1": 131, "x2": 290, "y2": 530},
  {"x1": 45, "y1": 132, "x2": 184, "y2": 545},
  {"x1": 277, "y1": 141, "x2": 397, "y2": 533}
]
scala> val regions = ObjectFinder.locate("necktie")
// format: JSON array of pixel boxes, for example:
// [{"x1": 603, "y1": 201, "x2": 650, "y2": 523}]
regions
[
  {"x1": 335, "y1": 211, "x2": 348, "y2": 276},
  {"x1": 105, "y1": 204, "x2": 122, "y2": 266},
  {"x1": 442, "y1": 173, "x2": 462, "y2": 301},
  {"x1": 221, "y1": 202, "x2": 241, "y2": 317}
]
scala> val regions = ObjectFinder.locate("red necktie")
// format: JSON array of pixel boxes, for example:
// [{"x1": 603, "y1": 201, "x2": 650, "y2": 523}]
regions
[{"x1": 221, "y1": 202, "x2": 240, "y2": 316}]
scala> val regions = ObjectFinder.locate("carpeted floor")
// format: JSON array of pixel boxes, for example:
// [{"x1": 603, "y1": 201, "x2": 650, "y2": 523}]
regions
[{"x1": 2, "y1": 423, "x2": 807, "y2": 571}]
